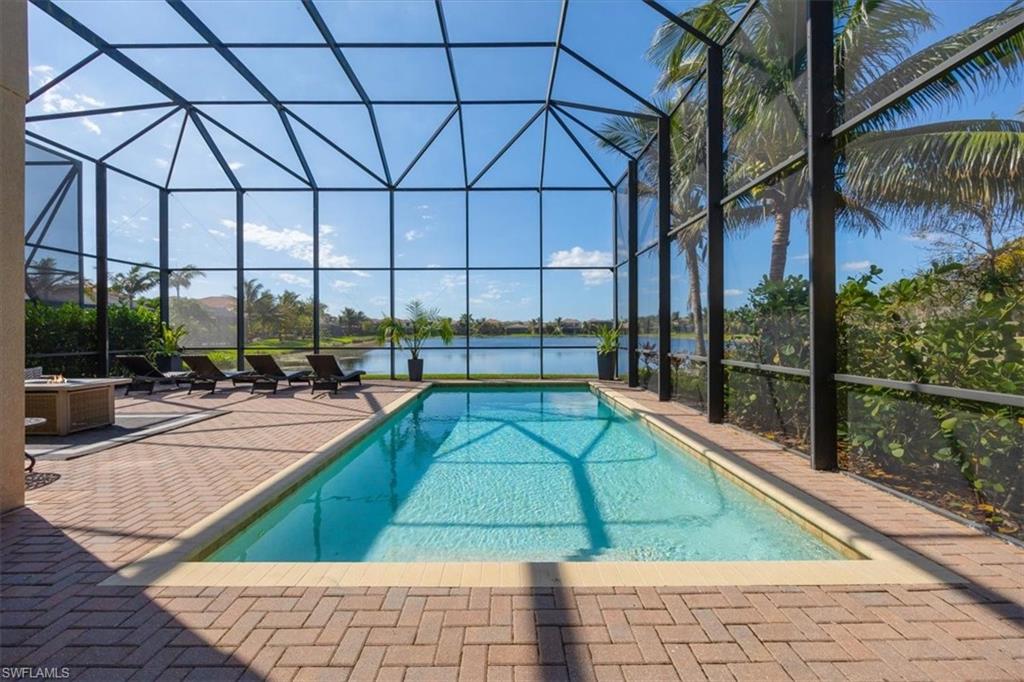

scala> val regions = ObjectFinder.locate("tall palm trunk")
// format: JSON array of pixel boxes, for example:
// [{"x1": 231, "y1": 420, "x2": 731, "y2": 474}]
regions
[
  {"x1": 768, "y1": 208, "x2": 792, "y2": 282},
  {"x1": 684, "y1": 243, "x2": 706, "y2": 357}
]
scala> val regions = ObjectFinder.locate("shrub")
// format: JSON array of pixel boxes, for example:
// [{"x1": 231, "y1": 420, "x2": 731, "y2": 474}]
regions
[{"x1": 25, "y1": 300, "x2": 161, "y2": 377}]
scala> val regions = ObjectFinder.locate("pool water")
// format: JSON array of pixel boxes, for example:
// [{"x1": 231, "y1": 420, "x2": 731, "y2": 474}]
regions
[{"x1": 209, "y1": 386, "x2": 844, "y2": 562}]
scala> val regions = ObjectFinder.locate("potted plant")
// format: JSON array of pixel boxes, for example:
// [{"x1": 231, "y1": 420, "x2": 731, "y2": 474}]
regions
[
  {"x1": 377, "y1": 300, "x2": 455, "y2": 381},
  {"x1": 594, "y1": 324, "x2": 620, "y2": 380},
  {"x1": 148, "y1": 322, "x2": 188, "y2": 372}
]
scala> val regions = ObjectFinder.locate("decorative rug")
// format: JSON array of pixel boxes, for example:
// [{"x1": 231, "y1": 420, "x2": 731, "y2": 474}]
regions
[
  {"x1": 25, "y1": 472, "x2": 61, "y2": 490},
  {"x1": 26, "y1": 411, "x2": 222, "y2": 461}
]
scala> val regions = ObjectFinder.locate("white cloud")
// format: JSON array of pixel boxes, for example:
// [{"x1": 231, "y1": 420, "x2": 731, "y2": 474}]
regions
[
  {"x1": 724, "y1": 288, "x2": 745, "y2": 297},
  {"x1": 275, "y1": 272, "x2": 310, "y2": 286},
  {"x1": 469, "y1": 280, "x2": 517, "y2": 306},
  {"x1": 404, "y1": 229, "x2": 424, "y2": 242},
  {"x1": 77, "y1": 94, "x2": 104, "y2": 108},
  {"x1": 580, "y1": 270, "x2": 613, "y2": 287},
  {"x1": 439, "y1": 273, "x2": 466, "y2": 291},
  {"x1": 228, "y1": 161, "x2": 244, "y2": 171},
  {"x1": 792, "y1": 253, "x2": 809, "y2": 261},
  {"x1": 547, "y1": 247, "x2": 613, "y2": 287},
  {"x1": 350, "y1": 270, "x2": 371, "y2": 278},
  {"x1": 547, "y1": 246, "x2": 612, "y2": 268},
  {"x1": 841, "y1": 260, "x2": 872, "y2": 271},
  {"x1": 81, "y1": 117, "x2": 101, "y2": 135},
  {"x1": 219, "y1": 218, "x2": 353, "y2": 268},
  {"x1": 321, "y1": 224, "x2": 336, "y2": 235},
  {"x1": 321, "y1": 248, "x2": 355, "y2": 268},
  {"x1": 30, "y1": 65, "x2": 55, "y2": 83},
  {"x1": 331, "y1": 279, "x2": 357, "y2": 291},
  {"x1": 155, "y1": 158, "x2": 169, "y2": 169}
]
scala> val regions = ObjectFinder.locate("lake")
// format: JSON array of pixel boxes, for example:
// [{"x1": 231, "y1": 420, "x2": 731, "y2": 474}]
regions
[{"x1": 297, "y1": 335, "x2": 699, "y2": 377}]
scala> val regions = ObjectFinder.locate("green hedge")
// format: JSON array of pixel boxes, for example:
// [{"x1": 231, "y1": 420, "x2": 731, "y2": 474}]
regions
[{"x1": 25, "y1": 300, "x2": 161, "y2": 377}]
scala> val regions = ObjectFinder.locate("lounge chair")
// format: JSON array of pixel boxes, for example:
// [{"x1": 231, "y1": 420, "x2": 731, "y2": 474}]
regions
[
  {"x1": 305, "y1": 354, "x2": 366, "y2": 394},
  {"x1": 181, "y1": 355, "x2": 254, "y2": 394},
  {"x1": 244, "y1": 354, "x2": 312, "y2": 394},
  {"x1": 115, "y1": 355, "x2": 192, "y2": 394}
]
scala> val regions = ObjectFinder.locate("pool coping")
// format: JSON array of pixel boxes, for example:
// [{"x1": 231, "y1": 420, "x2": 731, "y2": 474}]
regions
[{"x1": 102, "y1": 381, "x2": 962, "y2": 588}]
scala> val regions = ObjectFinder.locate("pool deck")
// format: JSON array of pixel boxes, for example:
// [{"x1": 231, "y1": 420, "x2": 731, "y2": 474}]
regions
[{"x1": 2, "y1": 380, "x2": 1022, "y2": 680}]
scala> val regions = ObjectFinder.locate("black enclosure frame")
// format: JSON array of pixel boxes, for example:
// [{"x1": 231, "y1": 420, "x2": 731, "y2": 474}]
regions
[{"x1": 23, "y1": 0, "x2": 1024, "y2": 474}]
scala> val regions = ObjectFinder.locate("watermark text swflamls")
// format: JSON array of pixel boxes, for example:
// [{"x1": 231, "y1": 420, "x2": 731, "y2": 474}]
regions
[{"x1": 0, "y1": 668, "x2": 71, "y2": 680}]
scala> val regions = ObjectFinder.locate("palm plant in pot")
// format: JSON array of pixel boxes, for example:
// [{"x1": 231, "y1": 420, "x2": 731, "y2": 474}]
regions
[
  {"x1": 594, "y1": 324, "x2": 621, "y2": 380},
  {"x1": 148, "y1": 322, "x2": 188, "y2": 372},
  {"x1": 377, "y1": 300, "x2": 455, "y2": 381}
]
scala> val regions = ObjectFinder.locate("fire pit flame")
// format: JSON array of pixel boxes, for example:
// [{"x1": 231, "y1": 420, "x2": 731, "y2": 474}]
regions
[{"x1": 47, "y1": 374, "x2": 67, "y2": 384}]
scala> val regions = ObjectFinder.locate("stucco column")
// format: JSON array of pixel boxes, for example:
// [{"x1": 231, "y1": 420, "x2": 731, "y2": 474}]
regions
[{"x1": 0, "y1": 0, "x2": 27, "y2": 513}]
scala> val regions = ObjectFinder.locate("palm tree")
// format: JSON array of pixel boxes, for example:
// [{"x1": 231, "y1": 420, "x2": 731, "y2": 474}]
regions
[
  {"x1": 169, "y1": 267, "x2": 205, "y2": 298},
  {"x1": 341, "y1": 307, "x2": 367, "y2": 335},
  {"x1": 642, "y1": 0, "x2": 1024, "y2": 281},
  {"x1": 25, "y1": 256, "x2": 76, "y2": 302},
  {"x1": 600, "y1": 100, "x2": 710, "y2": 355},
  {"x1": 109, "y1": 265, "x2": 157, "y2": 309},
  {"x1": 243, "y1": 279, "x2": 274, "y2": 340}
]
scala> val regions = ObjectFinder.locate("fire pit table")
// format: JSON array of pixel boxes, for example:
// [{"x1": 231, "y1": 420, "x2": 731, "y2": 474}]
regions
[{"x1": 25, "y1": 377, "x2": 131, "y2": 436}]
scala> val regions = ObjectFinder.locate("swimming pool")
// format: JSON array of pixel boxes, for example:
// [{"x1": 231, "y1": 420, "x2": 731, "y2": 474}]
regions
[{"x1": 208, "y1": 386, "x2": 844, "y2": 562}]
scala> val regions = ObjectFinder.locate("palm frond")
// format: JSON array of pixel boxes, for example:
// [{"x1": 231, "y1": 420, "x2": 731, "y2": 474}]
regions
[
  {"x1": 844, "y1": 119, "x2": 1024, "y2": 229},
  {"x1": 844, "y1": 2, "x2": 1024, "y2": 132},
  {"x1": 836, "y1": 0, "x2": 935, "y2": 92}
]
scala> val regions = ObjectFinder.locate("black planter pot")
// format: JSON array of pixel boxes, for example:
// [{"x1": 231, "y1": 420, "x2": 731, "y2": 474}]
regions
[
  {"x1": 157, "y1": 355, "x2": 182, "y2": 373},
  {"x1": 597, "y1": 351, "x2": 616, "y2": 380},
  {"x1": 407, "y1": 357, "x2": 424, "y2": 382}
]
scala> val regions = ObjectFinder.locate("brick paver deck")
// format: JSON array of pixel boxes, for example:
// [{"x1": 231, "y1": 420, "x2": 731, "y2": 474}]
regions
[{"x1": 1, "y1": 381, "x2": 1022, "y2": 681}]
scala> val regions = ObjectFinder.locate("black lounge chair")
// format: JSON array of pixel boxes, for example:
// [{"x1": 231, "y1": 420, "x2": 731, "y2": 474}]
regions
[
  {"x1": 244, "y1": 354, "x2": 312, "y2": 394},
  {"x1": 181, "y1": 355, "x2": 254, "y2": 394},
  {"x1": 116, "y1": 355, "x2": 192, "y2": 394},
  {"x1": 305, "y1": 354, "x2": 366, "y2": 394}
]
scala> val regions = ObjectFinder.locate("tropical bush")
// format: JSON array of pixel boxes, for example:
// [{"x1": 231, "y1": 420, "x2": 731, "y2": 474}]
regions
[
  {"x1": 837, "y1": 262, "x2": 1023, "y2": 536},
  {"x1": 25, "y1": 300, "x2": 161, "y2": 376}
]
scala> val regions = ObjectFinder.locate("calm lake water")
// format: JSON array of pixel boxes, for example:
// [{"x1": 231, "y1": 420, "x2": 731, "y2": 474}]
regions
[{"x1": 295, "y1": 336, "x2": 699, "y2": 376}]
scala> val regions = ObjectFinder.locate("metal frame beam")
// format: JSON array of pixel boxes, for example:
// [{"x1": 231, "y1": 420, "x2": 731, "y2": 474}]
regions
[
  {"x1": 26, "y1": 102, "x2": 174, "y2": 122},
  {"x1": 559, "y1": 46, "x2": 665, "y2": 116},
  {"x1": 235, "y1": 191, "x2": 245, "y2": 371},
  {"x1": 833, "y1": 9, "x2": 1024, "y2": 139},
  {"x1": 395, "y1": 107, "x2": 459, "y2": 186},
  {"x1": 302, "y1": 0, "x2": 392, "y2": 186},
  {"x1": 552, "y1": 104, "x2": 636, "y2": 160},
  {"x1": 100, "y1": 106, "x2": 181, "y2": 162},
  {"x1": 706, "y1": 45, "x2": 725, "y2": 423},
  {"x1": 627, "y1": 160, "x2": 639, "y2": 388},
  {"x1": 469, "y1": 106, "x2": 546, "y2": 187},
  {"x1": 27, "y1": 50, "x2": 101, "y2": 103},
  {"x1": 166, "y1": 0, "x2": 315, "y2": 187},
  {"x1": 188, "y1": 109, "x2": 241, "y2": 190},
  {"x1": 807, "y1": 0, "x2": 837, "y2": 470},
  {"x1": 642, "y1": 0, "x2": 719, "y2": 48},
  {"x1": 656, "y1": 115, "x2": 672, "y2": 401},
  {"x1": 96, "y1": 164, "x2": 109, "y2": 376},
  {"x1": 159, "y1": 189, "x2": 169, "y2": 327},
  {"x1": 435, "y1": 0, "x2": 469, "y2": 187},
  {"x1": 196, "y1": 109, "x2": 310, "y2": 186},
  {"x1": 548, "y1": 107, "x2": 613, "y2": 188}
]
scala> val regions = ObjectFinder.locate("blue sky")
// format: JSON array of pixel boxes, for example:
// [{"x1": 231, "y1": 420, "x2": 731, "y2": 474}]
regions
[{"x1": 24, "y1": 0, "x2": 1021, "y2": 321}]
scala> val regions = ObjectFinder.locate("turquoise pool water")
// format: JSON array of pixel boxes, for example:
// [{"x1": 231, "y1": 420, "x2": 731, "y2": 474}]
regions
[{"x1": 209, "y1": 386, "x2": 844, "y2": 562}]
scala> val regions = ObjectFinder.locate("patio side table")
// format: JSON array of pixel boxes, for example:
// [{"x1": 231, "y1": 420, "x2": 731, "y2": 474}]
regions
[{"x1": 24, "y1": 417, "x2": 46, "y2": 472}]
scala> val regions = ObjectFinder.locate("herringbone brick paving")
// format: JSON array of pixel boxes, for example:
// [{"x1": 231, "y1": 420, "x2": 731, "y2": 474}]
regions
[{"x1": 1, "y1": 382, "x2": 1021, "y2": 681}]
